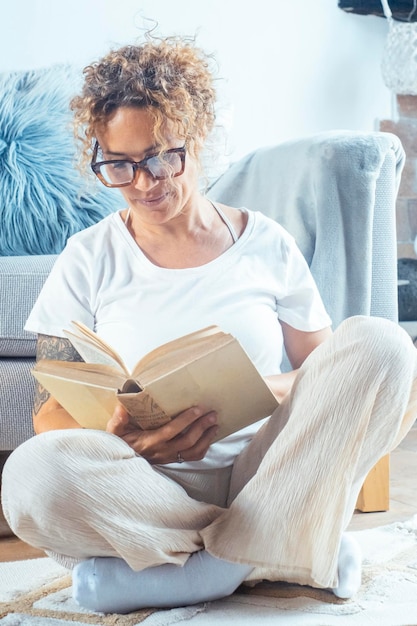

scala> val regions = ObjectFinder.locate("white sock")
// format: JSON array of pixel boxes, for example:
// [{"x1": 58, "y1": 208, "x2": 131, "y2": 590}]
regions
[
  {"x1": 72, "y1": 550, "x2": 253, "y2": 614},
  {"x1": 332, "y1": 533, "x2": 362, "y2": 599}
]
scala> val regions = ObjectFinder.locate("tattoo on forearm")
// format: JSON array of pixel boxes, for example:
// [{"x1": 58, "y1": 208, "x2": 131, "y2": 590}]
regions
[
  {"x1": 36, "y1": 335, "x2": 84, "y2": 363},
  {"x1": 33, "y1": 383, "x2": 52, "y2": 416},
  {"x1": 33, "y1": 335, "x2": 84, "y2": 416}
]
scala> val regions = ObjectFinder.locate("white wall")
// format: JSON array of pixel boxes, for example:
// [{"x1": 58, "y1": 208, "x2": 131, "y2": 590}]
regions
[{"x1": 0, "y1": 0, "x2": 393, "y2": 160}]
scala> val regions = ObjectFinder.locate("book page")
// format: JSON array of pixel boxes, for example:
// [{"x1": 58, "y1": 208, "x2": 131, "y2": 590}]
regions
[
  {"x1": 33, "y1": 359, "x2": 127, "y2": 389},
  {"x1": 132, "y1": 326, "x2": 231, "y2": 383},
  {"x1": 32, "y1": 368, "x2": 119, "y2": 430},
  {"x1": 64, "y1": 322, "x2": 129, "y2": 374}
]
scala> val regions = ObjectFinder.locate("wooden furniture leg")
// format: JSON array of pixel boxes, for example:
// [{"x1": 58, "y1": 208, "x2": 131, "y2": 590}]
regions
[{"x1": 356, "y1": 455, "x2": 390, "y2": 512}]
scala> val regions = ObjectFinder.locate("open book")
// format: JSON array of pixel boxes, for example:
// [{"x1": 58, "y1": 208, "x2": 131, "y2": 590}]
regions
[{"x1": 32, "y1": 322, "x2": 279, "y2": 441}]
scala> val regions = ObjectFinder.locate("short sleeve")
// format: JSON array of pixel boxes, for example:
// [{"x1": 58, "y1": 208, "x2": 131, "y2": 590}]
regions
[
  {"x1": 277, "y1": 234, "x2": 332, "y2": 331},
  {"x1": 25, "y1": 238, "x2": 95, "y2": 337}
]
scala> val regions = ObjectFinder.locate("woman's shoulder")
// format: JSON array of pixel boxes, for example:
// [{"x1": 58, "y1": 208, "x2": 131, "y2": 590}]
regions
[
  {"x1": 235, "y1": 209, "x2": 302, "y2": 267},
  {"x1": 51, "y1": 212, "x2": 125, "y2": 277},
  {"x1": 237, "y1": 207, "x2": 294, "y2": 243},
  {"x1": 214, "y1": 202, "x2": 248, "y2": 239},
  {"x1": 65, "y1": 211, "x2": 121, "y2": 249},
  {"x1": 214, "y1": 203, "x2": 291, "y2": 242}
]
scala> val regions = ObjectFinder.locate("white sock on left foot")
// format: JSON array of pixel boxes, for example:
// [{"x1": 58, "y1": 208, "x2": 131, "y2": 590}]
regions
[
  {"x1": 72, "y1": 550, "x2": 253, "y2": 614},
  {"x1": 332, "y1": 532, "x2": 362, "y2": 599}
]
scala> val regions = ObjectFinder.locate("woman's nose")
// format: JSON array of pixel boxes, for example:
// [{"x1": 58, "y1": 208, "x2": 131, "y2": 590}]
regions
[{"x1": 132, "y1": 168, "x2": 159, "y2": 191}]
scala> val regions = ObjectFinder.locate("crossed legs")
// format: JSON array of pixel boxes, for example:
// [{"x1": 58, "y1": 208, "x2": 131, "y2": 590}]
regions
[{"x1": 2, "y1": 316, "x2": 417, "y2": 612}]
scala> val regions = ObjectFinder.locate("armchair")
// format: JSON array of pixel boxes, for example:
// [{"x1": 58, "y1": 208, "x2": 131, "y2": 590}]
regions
[{"x1": 0, "y1": 130, "x2": 405, "y2": 512}]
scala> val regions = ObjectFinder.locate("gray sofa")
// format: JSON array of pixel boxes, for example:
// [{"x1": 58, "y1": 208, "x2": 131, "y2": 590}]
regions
[{"x1": 0, "y1": 130, "x2": 405, "y2": 452}]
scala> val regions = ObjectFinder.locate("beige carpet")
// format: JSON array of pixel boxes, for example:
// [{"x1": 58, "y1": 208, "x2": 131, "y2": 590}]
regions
[
  {"x1": 0, "y1": 573, "x2": 155, "y2": 624},
  {"x1": 1, "y1": 515, "x2": 417, "y2": 625}
]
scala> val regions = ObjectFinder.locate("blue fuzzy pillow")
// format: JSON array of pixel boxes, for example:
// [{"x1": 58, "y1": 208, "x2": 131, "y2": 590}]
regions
[{"x1": 0, "y1": 65, "x2": 123, "y2": 256}]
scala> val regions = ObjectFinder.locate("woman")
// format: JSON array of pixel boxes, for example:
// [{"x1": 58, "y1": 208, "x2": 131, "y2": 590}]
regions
[{"x1": 2, "y1": 36, "x2": 417, "y2": 614}]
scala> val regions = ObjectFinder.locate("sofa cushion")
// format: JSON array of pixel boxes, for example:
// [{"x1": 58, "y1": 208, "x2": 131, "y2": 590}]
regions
[
  {"x1": 0, "y1": 64, "x2": 123, "y2": 256},
  {"x1": 0, "y1": 359, "x2": 36, "y2": 449},
  {"x1": 0, "y1": 255, "x2": 57, "y2": 357}
]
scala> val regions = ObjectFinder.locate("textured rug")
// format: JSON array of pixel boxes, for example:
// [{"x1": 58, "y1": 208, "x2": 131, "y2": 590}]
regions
[{"x1": 1, "y1": 515, "x2": 417, "y2": 625}]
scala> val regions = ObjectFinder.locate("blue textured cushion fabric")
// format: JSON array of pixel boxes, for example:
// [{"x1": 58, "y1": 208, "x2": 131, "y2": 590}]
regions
[{"x1": 0, "y1": 64, "x2": 123, "y2": 256}]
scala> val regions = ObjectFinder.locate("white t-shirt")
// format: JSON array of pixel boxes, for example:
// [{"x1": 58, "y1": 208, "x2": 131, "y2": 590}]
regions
[{"x1": 26, "y1": 208, "x2": 331, "y2": 469}]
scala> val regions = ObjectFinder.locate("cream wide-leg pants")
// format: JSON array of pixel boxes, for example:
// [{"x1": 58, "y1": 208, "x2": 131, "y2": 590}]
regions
[{"x1": 3, "y1": 316, "x2": 417, "y2": 590}]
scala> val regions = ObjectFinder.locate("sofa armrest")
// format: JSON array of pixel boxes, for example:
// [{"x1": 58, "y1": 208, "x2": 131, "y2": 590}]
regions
[
  {"x1": 0, "y1": 255, "x2": 58, "y2": 357},
  {"x1": 0, "y1": 359, "x2": 36, "y2": 450},
  {"x1": 0, "y1": 254, "x2": 58, "y2": 450}
]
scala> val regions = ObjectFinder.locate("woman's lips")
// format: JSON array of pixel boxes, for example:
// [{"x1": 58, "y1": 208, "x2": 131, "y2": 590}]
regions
[{"x1": 135, "y1": 192, "x2": 169, "y2": 207}]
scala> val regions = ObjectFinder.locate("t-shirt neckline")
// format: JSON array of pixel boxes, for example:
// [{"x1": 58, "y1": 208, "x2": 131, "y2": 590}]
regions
[{"x1": 112, "y1": 206, "x2": 255, "y2": 274}]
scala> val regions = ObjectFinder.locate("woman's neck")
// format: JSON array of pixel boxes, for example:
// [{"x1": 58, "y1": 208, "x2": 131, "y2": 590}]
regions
[{"x1": 122, "y1": 199, "x2": 240, "y2": 269}]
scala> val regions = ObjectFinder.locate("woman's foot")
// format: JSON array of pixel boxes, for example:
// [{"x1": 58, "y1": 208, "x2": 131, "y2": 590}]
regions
[
  {"x1": 332, "y1": 533, "x2": 362, "y2": 599},
  {"x1": 72, "y1": 550, "x2": 253, "y2": 614}
]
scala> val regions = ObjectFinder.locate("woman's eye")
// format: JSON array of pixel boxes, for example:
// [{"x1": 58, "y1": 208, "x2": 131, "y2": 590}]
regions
[{"x1": 111, "y1": 161, "x2": 130, "y2": 170}]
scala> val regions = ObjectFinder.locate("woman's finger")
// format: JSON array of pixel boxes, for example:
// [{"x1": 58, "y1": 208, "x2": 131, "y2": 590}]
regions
[
  {"x1": 171, "y1": 424, "x2": 219, "y2": 463},
  {"x1": 170, "y1": 411, "x2": 218, "y2": 449},
  {"x1": 106, "y1": 404, "x2": 131, "y2": 434}
]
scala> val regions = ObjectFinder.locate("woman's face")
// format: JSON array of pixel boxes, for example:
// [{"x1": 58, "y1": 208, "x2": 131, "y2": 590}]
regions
[{"x1": 95, "y1": 106, "x2": 200, "y2": 225}]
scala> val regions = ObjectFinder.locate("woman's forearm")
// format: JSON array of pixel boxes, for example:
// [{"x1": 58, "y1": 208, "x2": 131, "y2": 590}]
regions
[{"x1": 33, "y1": 403, "x2": 82, "y2": 434}]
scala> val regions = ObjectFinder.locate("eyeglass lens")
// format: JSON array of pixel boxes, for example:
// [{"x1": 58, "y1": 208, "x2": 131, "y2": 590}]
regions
[{"x1": 97, "y1": 150, "x2": 184, "y2": 186}]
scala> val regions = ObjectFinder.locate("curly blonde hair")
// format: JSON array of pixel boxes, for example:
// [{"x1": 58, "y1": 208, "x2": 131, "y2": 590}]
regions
[{"x1": 71, "y1": 36, "x2": 217, "y2": 171}]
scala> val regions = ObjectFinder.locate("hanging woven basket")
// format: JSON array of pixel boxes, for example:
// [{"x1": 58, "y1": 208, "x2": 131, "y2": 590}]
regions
[{"x1": 380, "y1": 0, "x2": 417, "y2": 94}]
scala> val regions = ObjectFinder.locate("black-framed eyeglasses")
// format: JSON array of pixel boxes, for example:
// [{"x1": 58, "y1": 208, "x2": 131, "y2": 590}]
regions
[{"x1": 91, "y1": 142, "x2": 187, "y2": 188}]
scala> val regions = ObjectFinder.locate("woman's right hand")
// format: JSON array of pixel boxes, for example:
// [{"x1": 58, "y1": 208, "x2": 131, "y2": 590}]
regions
[{"x1": 106, "y1": 404, "x2": 219, "y2": 465}]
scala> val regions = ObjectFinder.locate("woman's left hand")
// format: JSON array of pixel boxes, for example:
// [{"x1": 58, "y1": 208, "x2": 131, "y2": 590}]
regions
[{"x1": 106, "y1": 403, "x2": 219, "y2": 464}]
